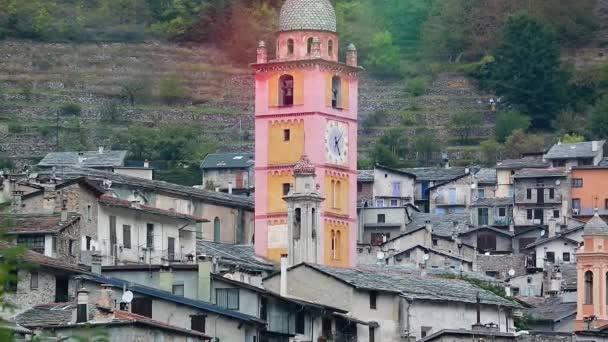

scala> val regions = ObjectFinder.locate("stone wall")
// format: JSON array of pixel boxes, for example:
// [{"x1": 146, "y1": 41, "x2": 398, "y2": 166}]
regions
[{"x1": 476, "y1": 254, "x2": 527, "y2": 279}]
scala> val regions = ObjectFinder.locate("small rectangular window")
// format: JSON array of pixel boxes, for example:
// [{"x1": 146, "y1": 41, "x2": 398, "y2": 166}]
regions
[
  {"x1": 369, "y1": 327, "x2": 375, "y2": 342},
  {"x1": 389, "y1": 199, "x2": 399, "y2": 207},
  {"x1": 69, "y1": 240, "x2": 75, "y2": 256},
  {"x1": 283, "y1": 129, "x2": 291, "y2": 141},
  {"x1": 572, "y1": 199, "x2": 581, "y2": 210},
  {"x1": 498, "y1": 207, "x2": 506, "y2": 217},
  {"x1": 122, "y1": 225, "x2": 131, "y2": 249},
  {"x1": 216, "y1": 288, "x2": 239, "y2": 310},
  {"x1": 295, "y1": 311, "x2": 305, "y2": 334},
  {"x1": 553, "y1": 210, "x2": 559, "y2": 219},
  {"x1": 191, "y1": 315, "x2": 206, "y2": 333},
  {"x1": 563, "y1": 252, "x2": 570, "y2": 262},
  {"x1": 86, "y1": 236, "x2": 91, "y2": 251},
  {"x1": 172, "y1": 284, "x2": 184, "y2": 297},
  {"x1": 432, "y1": 239, "x2": 438, "y2": 246},
  {"x1": 369, "y1": 291, "x2": 377, "y2": 309},
  {"x1": 357, "y1": 182, "x2": 363, "y2": 192},
  {"x1": 377, "y1": 214, "x2": 386, "y2": 223},
  {"x1": 30, "y1": 271, "x2": 38, "y2": 290},
  {"x1": 527, "y1": 209, "x2": 533, "y2": 220},
  {"x1": 546, "y1": 251, "x2": 555, "y2": 263},
  {"x1": 146, "y1": 224, "x2": 154, "y2": 249},
  {"x1": 52, "y1": 236, "x2": 57, "y2": 253},
  {"x1": 375, "y1": 199, "x2": 384, "y2": 208},
  {"x1": 549, "y1": 188, "x2": 555, "y2": 199},
  {"x1": 572, "y1": 178, "x2": 583, "y2": 188},
  {"x1": 282, "y1": 183, "x2": 291, "y2": 196},
  {"x1": 478, "y1": 188, "x2": 485, "y2": 199},
  {"x1": 526, "y1": 189, "x2": 532, "y2": 199}
]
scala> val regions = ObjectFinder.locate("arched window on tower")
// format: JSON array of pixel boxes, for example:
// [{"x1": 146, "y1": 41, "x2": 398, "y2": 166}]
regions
[
  {"x1": 307, "y1": 37, "x2": 313, "y2": 55},
  {"x1": 331, "y1": 230, "x2": 336, "y2": 259},
  {"x1": 336, "y1": 230, "x2": 341, "y2": 260},
  {"x1": 294, "y1": 207, "x2": 301, "y2": 239},
  {"x1": 287, "y1": 39, "x2": 294, "y2": 55},
  {"x1": 279, "y1": 74, "x2": 294, "y2": 107},
  {"x1": 311, "y1": 208, "x2": 316, "y2": 238},
  {"x1": 330, "y1": 180, "x2": 336, "y2": 209},
  {"x1": 335, "y1": 181, "x2": 342, "y2": 210},
  {"x1": 328, "y1": 40, "x2": 334, "y2": 57},
  {"x1": 332, "y1": 76, "x2": 342, "y2": 108},
  {"x1": 585, "y1": 271, "x2": 594, "y2": 304}
]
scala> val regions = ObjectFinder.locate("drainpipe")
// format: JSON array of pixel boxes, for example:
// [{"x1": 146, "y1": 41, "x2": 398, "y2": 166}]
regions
[{"x1": 280, "y1": 254, "x2": 288, "y2": 297}]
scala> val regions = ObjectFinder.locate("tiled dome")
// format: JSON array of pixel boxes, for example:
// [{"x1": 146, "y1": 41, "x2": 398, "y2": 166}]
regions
[
  {"x1": 584, "y1": 212, "x2": 608, "y2": 236},
  {"x1": 279, "y1": 0, "x2": 337, "y2": 32}
]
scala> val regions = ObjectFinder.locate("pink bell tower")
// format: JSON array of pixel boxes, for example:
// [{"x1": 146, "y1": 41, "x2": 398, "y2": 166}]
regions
[{"x1": 253, "y1": 0, "x2": 361, "y2": 267}]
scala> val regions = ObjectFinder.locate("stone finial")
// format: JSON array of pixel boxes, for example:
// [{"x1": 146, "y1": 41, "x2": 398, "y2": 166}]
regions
[
  {"x1": 294, "y1": 154, "x2": 315, "y2": 175},
  {"x1": 347, "y1": 43, "x2": 357, "y2": 67},
  {"x1": 257, "y1": 40, "x2": 268, "y2": 64},
  {"x1": 311, "y1": 37, "x2": 321, "y2": 58}
]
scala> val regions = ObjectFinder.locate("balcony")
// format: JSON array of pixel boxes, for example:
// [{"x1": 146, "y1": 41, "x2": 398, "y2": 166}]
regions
[
  {"x1": 494, "y1": 217, "x2": 513, "y2": 226},
  {"x1": 574, "y1": 207, "x2": 608, "y2": 217},
  {"x1": 434, "y1": 194, "x2": 467, "y2": 206}
]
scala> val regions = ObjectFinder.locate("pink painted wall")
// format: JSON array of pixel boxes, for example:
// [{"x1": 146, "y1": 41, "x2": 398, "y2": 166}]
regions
[{"x1": 275, "y1": 31, "x2": 339, "y2": 61}]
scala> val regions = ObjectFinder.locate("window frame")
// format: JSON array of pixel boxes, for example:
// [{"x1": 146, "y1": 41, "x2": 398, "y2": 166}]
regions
[
  {"x1": 146, "y1": 223, "x2": 154, "y2": 249},
  {"x1": 30, "y1": 271, "x2": 38, "y2": 290},
  {"x1": 215, "y1": 288, "x2": 240, "y2": 310},
  {"x1": 369, "y1": 291, "x2": 377, "y2": 310},
  {"x1": 122, "y1": 225, "x2": 131, "y2": 249},
  {"x1": 572, "y1": 178, "x2": 584, "y2": 188}
]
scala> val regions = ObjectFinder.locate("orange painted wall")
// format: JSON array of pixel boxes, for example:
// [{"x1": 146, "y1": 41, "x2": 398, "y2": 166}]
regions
[
  {"x1": 324, "y1": 174, "x2": 349, "y2": 215},
  {"x1": 324, "y1": 220, "x2": 349, "y2": 267},
  {"x1": 571, "y1": 168, "x2": 608, "y2": 210},
  {"x1": 268, "y1": 121, "x2": 305, "y2": 165},
  {"x1": 267, "y1": 172, "x2": 293, "y2": 213},
  {"x1": 268, "y1": 71, "x2": 304, "y2": 107}
]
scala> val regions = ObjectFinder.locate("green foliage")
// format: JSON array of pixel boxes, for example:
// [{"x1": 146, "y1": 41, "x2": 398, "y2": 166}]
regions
[
  {"x1": 450, "y1": 111, "x2": 483, "y2": 145},
  {"x1": 489, "y1": 14, "x2": 568, "y2": 128},
  {"x1": 7, "y1": 122, "x2": 24, "y2": 134},
  {"x1": 20, "y1": 83, "x2": 33, "y2": 102},
  {"x1": 479, "y1": 139, "x2": 502, "y2": 166},
  {"x1": 439, "y1": 273, "x2": 509, "y2": 300},
  {"x1": 562, "y1": 133, "x2": 585, "y2": 144},
  {"x1": 590, "y1": 95, "x2": 608, "y2": 139},
  {"x1": 406, "y1": 78, "x2": 426, "y2": 97},
  {"x1": 121, "y1": 77, "x2": 152, "y2": 106},
  {"x1": 60, "y1": 102, "x2": 81, "y2": 116},
  {"x1": 0, "y1": 155, "x2": 15, "y2": 171},
  {"x1": 421, "y1": 0, "x2": 472, "y2": 62},
  {"x1": 495, "y1": 111, "x2": 531, "y2": 143},
  {"x1": 552, "y1": 111, "x2": 586, "y2": 136},
  {"x1": 100, "y1": 102, "x2": 124, "y2": 123},
  {"x1": 366, "y1": 31, "x2": 401, "y2": 78},
  {"x1": 361, "y1": 111, "x2": 385, "y2": 134},
  {"x1": 158, "y1": 75, "x2": 187, "y2": 105},
  {"x1": 503, "y1": 129, "x2": 545, "y2": 159},
  {"x1": 371, "y1": 128, "x2": 408, "y2": 168},
  {"x1": 412, "y1": 129, "x2": 442, "y2": 166},
  {"x1": 400, "y1": 111, "x2": 418, "y2": 126}
]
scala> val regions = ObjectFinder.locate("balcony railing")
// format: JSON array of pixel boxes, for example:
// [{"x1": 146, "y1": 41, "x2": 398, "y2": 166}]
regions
[
  {"x1": 574, "y1": 208, "x2": 608, "y2": 216},
  {"x1": 494, "y1": 217, "x2": 513, "y2": 226},
  {"x1": 435, "y1": 195, "x2": 467, "y2": 206}
]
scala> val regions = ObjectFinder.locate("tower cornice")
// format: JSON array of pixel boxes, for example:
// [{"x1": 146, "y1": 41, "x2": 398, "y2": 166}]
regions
[{"x1": 251, "y1": 58, "x2": 363, "y2": 75}]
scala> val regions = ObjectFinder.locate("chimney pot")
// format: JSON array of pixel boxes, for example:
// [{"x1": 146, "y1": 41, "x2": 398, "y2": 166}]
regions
[
  {"x1": 143, "y1": 159, "x2": 150, "y2": 168},
  {"x1": 98, "y1": 146, "x2": 104, "y2": 154}
]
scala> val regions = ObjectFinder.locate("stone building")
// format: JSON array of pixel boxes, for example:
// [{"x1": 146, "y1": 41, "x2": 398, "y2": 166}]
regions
[
  {"x1": 428, "y1": 170, "x2": 475, "y2": 216},
  {"x1": 495, "y1": 157, "x2": 550, "y2": 199},
  {"x1": 37, "y1": 147, "x2": 127, "y2": 171},
  {"x1": 200, "y1": 152, "x2": 254, "y2": 195},
  {"x1": 544, "y1": 140, "x2": 605, "y2": 168},
  {"x1": 402, "y1": 167, "x2": 471, "y2": 213}
]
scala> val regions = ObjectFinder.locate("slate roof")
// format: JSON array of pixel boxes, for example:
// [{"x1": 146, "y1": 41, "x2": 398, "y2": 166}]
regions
[
  {"x1": 495, "y1": 157, "x2": 550, "y2": 170},
  {"x1": 37, "y1": 166, "x2": 254, "y2": 209},
  {"x1": 524, "y1": 296, "x2": 577, "y2": 323},
  {"x1": 401, "y1": 167, "x2": 469, "y2": 182},
  {"x1": 300, "y1": 264, "x2": 518, "y2": 307},
  {"x1": 524, "y1": 225, "x2": 583, "y2": 249},
  {"x1": 79, "y1": 273, "x2": 265, "y2": 324},
  {"x1": 15, "y1": 302, "x2": 94, "y2": 328},
  {"x1": 200, "y1": 153, "x2": 254, "y2": 170},
  {"x1": 474, "y1": 168, "x2": 497, "y2": 184},
  {"x1": 0, "y1": 241, "x2": 87, "y2": 273},
  {"x1": 406, "y1": 212, "x2": 471, "y2": 237},
  {"x1": 279, "y1": 0, "x2": 337, "y2": 32},
  {"x1": 357, "y1": 170, "x2": 374, "y2": 183},
  {"x1": 419, "y1": 330, "x2": 517, "y2": 342},
  {"x1": 544, "y1": 140, "x2": 605, "y2": 160},
  {"x1": 583, "y1": 213, "x2": 608, "y2": 236},
  {"x1": 460, "y1": 226, "x2": 514, "y2": 237},
  {"x1": 38, "y1": 150, "x2": 127, "y2": 168},
  {"x1": 197, "y1": 240, "x2": 276, "y2": 272},
  {"x1": 472, "y1": 197, "x2": 514, "y2": 207},
  {"x1": 99, "y1": 195, "x2": 208, "y2": 222},
  {"x1": 560, "y1": 263, "x2": 577, "y2": 291},
  {"x1": 513, "y1": 168, "x2": 567, "y2": 179},
  {"x1": 392, "y1": 245, "x2": 472, "y2": 264},
  {"x1": 0, "y1": 213, "x2": 80, "y2": 235}
]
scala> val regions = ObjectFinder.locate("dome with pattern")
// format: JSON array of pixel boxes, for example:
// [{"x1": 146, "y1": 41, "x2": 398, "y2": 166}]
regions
[{"x1": 279, "y1": 0, "x2": 337, "y2": 33}]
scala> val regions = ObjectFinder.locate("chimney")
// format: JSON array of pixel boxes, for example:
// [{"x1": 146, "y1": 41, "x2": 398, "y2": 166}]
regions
[
  {"x1": 471, "y1": 292, "x2": 484, "y2": 330},
  {"x1": 143, "y1": 159, "x2": 149, "y2": 168},
  {"x1": 425, "y1": 220, "x2": 432, "y2": 234},
  {"x1": 311, "y1": 37, "x2": 321, "y2": 58},
  {"x1": 256, "y1": 41, "x2": 267, "y2": 64},
  {"x1": 77, "y1": 152, "x2": 85, "y2": 164},
  {"x1": 97, "y1": 284, "x2": 114, "y2": 308},
  {"x1": 215, "y1": 186, "x2": 220, "y2": 193},
  {"x1": 228, "y1": 182, "x2": 233, "y2": 194},
  {"x1": 91, "y1": 254, "x2": 102, "y2": 274},
  {"x1": 76, "y1": 288, "x2": 90, "y2": 323},
  {"x1": 508, "y1": 223, "x2": 515, "y2": 234},
  {"x1": 505, "y1": 284, "x2": 512, "y2": 297},
  {"x1": 159, "y1": 265, "x2": 173, "y2": 293},
  {"x1": 592, "y1": 141, "x2": 599, "y2": 152},
  {"x1": 346, "y1": 44, "x2": 357, "y2": 67},
  {"x1": 198, "y1": 255, "x2": 212, "y2": 302},
  {"x1": 548, "y1": 219, "x2": 557, "y2": 238},
  {"x1": 280, "y1": 254, "x2": 288, "y2": 297},
  {"x1": 60, "y1": 199, "x2": 68, "y2": 222},
  {"x1": 98, "y1": 146, "x2": 104, "y2": 154}
]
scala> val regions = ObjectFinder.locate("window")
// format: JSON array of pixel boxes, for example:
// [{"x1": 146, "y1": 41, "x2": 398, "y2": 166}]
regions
[
  {"x1": 432, "y1": 239, "x2": 438, "y2": 246},
  {"x1": 371, "y1": 233, "x2": 389, "y2": 246},
  {"x1": 553, "y1": 210, "x2": 560, "y2": 219},
  {"x1": 296, "y1": 311, "x2": 305, "y2": 334},
  {"x1": 572, "y1": 199, "x2": 581, "y2": 210},
  {"x1": 167, "y1": 237, "x2": 175, "y2": 260},
  {"x1": 86, "y1": 236, "x2": 91, "y2": 251},
  {"x1": 283, "y1": 129, "x2": 291, "y2": 141},
  {"x1": 69, "y1": 240, "x2": 75, "y2": 256},
  {"x1": 30, "y1": 271, "x2": 38, "y2": 290},
  {"x1": 478, "y1": 208, "x2": 489, "y2": 226},
  {"x1": 282, "y1": 183, "x2": 291, "y2": 196},
  {"x1": 307, "y1": 37, "x2": 313, "y2": 54},
  {"x1": 172, "y1": 284, "x2": 184, "y2": 297},
  {"x1": 122, "y1": 225, "x2": 131, "y2": 249},
  {"x1": 478, "y1": 188, "x2": 485, "y2": 199},
  {"x1": 357, "y1": 182, "x2": 363, "y2": 193},
  {"x1": 585, "y1": 271, "x2": 594, "y2": 304},
  {"x1": 331, "y1": 76, "x2": 341, "y2": 108},
  {"x1": 216, "y1": 288, "x2": 239, "y2": 310},
  {"x1": 375, "y1": 199, "x2": 384, "y2": 208},
  {"x1": 546, "y1": 251, "x2": 555, "y2": 263},
  {"x1": 605, "y1": 199, "x2": 608, "y2": 210},
  {"x1": 572, "y1": 178, "x2": 584, "y2": 188},
  {"x1": 322, "y1": 318, "x2": 332, "y2": 338},
  {"x1": 377, "y1": 214, "x2": 386, "y2": 223},
  {"x1": 549, "y1": 188, "x2": 555, "y2": 199},
  {"x1": 294, "y1": 208, "x2": 302, "y2": 239},
  {"x1": 369, "y1": 291, "x2": 377, "y2": 309},
  {"x1": 109, "y1": 215, "x2": 117, "y2": 256},
  {"x1": 392, "y1": 182, "x2": 401, "y2": 197},
  {"x1": 328, "y1": 40, "x2": 334, "y2": 56},
  {"x1": 52, "y1": 236, "x2": 57, "y2": 253},
  {"x1": 287, "y1": 39, "x2": 294, "y2": 55},
  {"x1": 146, "y1": 224, "x2": 154, "y2": 249},
  {"x1": 477, "y1": 234, "x2": 497, "y2": 252},
  {"x1": 335, "y1": 230, "x2": 341, "y2": 260},
  {"x1": 390, "y1": 199, "x2": 399, "y2": 207},
  {"x1": 86, "y1": 204, "x2": 91, "y2": 221},
  {"x1": 421, "y1": 327, "x2": 432, "y2": 338},
  {"x1": 191, "y1": 315, "x2": 206, "y2": 333},
  {"x1": 132, "y1": 297, "x2": 153, "y2": 318},
  {"x1": 369, "y1": 326, "x2": 375, "y2": 342},
  {"x1": 260, "y1": 297, "x2": 268, "y2": 320},
  {"x1": 485, "y1": 271, "x2": 499, "y2": 278},
  {"x1": 17, "y1": 235, "x2": 45, "y2": 254},
  {"x1": 498, "y1": 207, "x2": 506, "y2": 217},
  {"x1": 279, "y1": 75, "x2": 294, "y2": 107},
  {"x1": 527, "y1": 209, "x2": 533, "y2": 220},
  {"x1": 563, "y1": 252, "x2": 570, "y2": 262},
  {"x1": 213, "y1": 217, "x2": 221, "y2": 243},
  {"x1": 526, "y1": 189, "x2": 532, "y2": 200}
]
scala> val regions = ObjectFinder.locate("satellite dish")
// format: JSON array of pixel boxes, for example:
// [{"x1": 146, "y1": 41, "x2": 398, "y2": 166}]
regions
[
  {"x1": 508, "y1": 269, "x2": 516, "y2": 277},
  {"x1": 423, "y1": 254, "x2": 430, "y2": 261},
  {"x1": 376, "y1": 252, "x2": 385, "y2": 260},
  {"x1": 122, "y1": 290, "x2": 134, "y2": 304},
  {"x1": 224, "y1": 274, "x2": 234, "y2": 280},
  {"x1": 555, "y1": 180, "x2": 561, "y2": 186},
  {"x1": 540, "y1": 230, "x2": 546, "y2": 237}
]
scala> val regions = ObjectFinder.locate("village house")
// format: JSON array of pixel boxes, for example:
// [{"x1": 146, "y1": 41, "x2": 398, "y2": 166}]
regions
[
  {"x1": 428, "y1": 169, "x2": 475, "y2": 216},
  {"x1": 544, "y1": 140, "x2": 605, "y2": 168},
  {"x1": 37, "y1": 147, "x2": 128, "y2": 171},
  {"x1": 523, "y1": 221, "x2": 583, "y2": 269},
  {"x1": 571, "y1": 165, "x2": 608, "y2": 217},
  {"x1": 471, "y1": 167, "x2": 514, "y2": 227},
  {"x1": 200, "y1": 152, "x2": 254, "y2": 195},
  {"x1": 264, "y1": 262, "x2": 520, "y2": 342},
  {"x1": 402, "y1": 167, "x2": 471, "y2": 213},
  {"x1": 495, "y1": 157, "x2": 550, "y2": 199},
  {"x1": 512, "y1": 168, "x2": 570, "y2": 227}
]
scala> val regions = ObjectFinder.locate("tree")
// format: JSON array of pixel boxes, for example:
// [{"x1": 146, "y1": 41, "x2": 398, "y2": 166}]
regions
[
  {"x1": 421, "y1": 0, "x2": 472, "y2": 62},
  {"x1": 366, "y1": 31, "x2": 401, "y2": 78},
  {"x1": 158, "y1": 75, "x2": 187, "y2": 105},
  {"x1": 121, "y1": 77, "x2": 151, "y2": 106},
  {"x1": 479, "y1": 139, "x2": 502, "y2": 166},
  {"x1": 562, "y1": 133, "x2": 585, "y2": 144},
  {"x1": 490, "y1": 14, "x2": 568, "y2": 128},
  {"x1": 370, "y1": 128, "x2": 408, "y2": 168},
  {"x1": 450, "y1": 111, "x2": 483, "y2": 145},
  {"x1": 59, "y1": 102, "x2": 81, "y2": 116},
  {"x1": 589, "y1": 96, "x2": 608, "y2": 139},
  {"x1": 413, "y1": 129, "x2": 441, "y2": 166},
  {"x1": 503, "y1": 129, "x2": 545, "y2": 159},
  {"x1": 495, "y1": 111, "x2": 531, "y2": 143}
]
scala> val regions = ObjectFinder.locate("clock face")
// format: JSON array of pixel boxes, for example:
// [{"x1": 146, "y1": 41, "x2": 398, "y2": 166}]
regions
[{"x1": 325, "y1": 120, "x2": 348, "y2": 165}]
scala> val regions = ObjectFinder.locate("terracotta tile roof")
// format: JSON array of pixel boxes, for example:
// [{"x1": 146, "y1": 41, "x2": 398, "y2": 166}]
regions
[
  {"x1": 98, "y1": 195, "x2": 208, "y2": 222},
  {"x1": 0, "y1": 213, "x2": 79, "y2": 235},
  {"x1": 0, "y1": 241, "x2": 87, "y2": 273}
]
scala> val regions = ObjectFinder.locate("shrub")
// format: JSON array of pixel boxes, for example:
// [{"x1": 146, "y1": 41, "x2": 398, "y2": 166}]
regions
[
  {"x1": 38, "y1": 125, "x2": 52, "y2": 137},
  {"x1": 60, "y1": 102, "x2": 81, "y2": 116},
  {"x1": 158, "y1": 75, "x2": 187, "y2": 105},
  {"x1": 495, "y1": 111, "x2": 531, "y2": 143},
  {"x1": 8, "y1": 122, "x2": 25, "y2": 134},
  {"x1": 479, "y1": 139, "x2": 501, "y2": 166},
  {"x1": 407, "y1": 77, "x2": 426, "y2": 96},
  {"x1": 100, "y1": 102, "x2": 124, "y2": 123}
]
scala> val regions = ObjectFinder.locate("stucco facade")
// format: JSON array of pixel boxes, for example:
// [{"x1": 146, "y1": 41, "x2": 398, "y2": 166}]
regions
[
  {"x1": 429, "y1": 174, "x2": 474, "y2": 216},
  {"x1": 513, "y1": 173, "x2": 569, "y2": 227},
  {"x1": 571, "y1": 167, "x2": 608, "y2": 217}
]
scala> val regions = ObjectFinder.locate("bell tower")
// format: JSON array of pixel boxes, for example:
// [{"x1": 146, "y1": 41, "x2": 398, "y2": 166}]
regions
[
  {"x1": 576, "y1": 212, "x2": 608, "y2": 330},
  {"x1": 253, "y1": 0, "x2": 361, "y2": 267}
]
